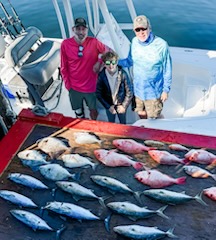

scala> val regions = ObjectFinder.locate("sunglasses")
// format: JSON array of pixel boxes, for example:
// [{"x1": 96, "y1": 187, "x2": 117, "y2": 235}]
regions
[
  {"x1": 78, "y1": 45, "x2": 84, "y2": 57},
  {"x1": 105, "y1": 60, "x2": 117, "y2": 66},
  {"x1": 135, "y1": 27, "x2": 148, "y2": 32}
]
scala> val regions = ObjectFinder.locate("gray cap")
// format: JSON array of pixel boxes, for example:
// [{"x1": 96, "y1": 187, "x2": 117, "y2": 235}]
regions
[{"x1": 133, "y1": 15, "x2": 149, "y2": 29}]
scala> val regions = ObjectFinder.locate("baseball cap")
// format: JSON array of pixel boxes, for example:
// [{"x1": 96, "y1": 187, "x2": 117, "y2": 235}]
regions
[
  {"x1": 74, "y1": 18, "x2": 87, "y2": 28},
  {"x1": 133, "y1": 15, "x2": 149, "y2": 29}
]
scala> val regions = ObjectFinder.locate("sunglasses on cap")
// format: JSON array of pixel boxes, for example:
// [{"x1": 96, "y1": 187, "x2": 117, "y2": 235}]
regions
[
  {"x1": 78, "y1": 45, "x2": 84, "y2": 57},
  {"x1": 135, "y1": 27, "x2": 148, "y2": 32},
  {"x1": 105, "y1": 60, "x2": 117, "y2": 65}
]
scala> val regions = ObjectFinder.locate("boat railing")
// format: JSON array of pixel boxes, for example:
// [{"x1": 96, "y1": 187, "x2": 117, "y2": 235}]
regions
[{"x1": 52, "y1": 0, "x2": 137, "y2": 57}]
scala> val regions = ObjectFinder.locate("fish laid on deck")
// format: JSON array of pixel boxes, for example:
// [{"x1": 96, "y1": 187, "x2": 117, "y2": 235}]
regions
[
  {"x1": 17, "y1": 149, "x2": 48, "y2": 168},
  {"x1": 37, "y1": 136, "x2": 71, "y2": 158},
  {"x1": 10, "y1": 209, "x2": 53, "y2": 231},
  {"x1": 44, "y1": 201, "x2": 100, "y2": 220},
  {"x1": 112, "y1": 139, "x2": 155, "y2": 154},
  {"x1": 148, "y1": 150, "x2": 187, "y2": 165},
  {"x1": 134, "y1": 169, "x2": 186, "y2": 188},
  {"x1": 144, "y1": 140, "x2": 166, "y2": 148},
  {"x1": 183, "y1": 165, "x2": 216, "y2": 180},
  {"x1": 184, "y1": 149, "x2": 216, "y2": 164},
  {"x1": 168, "y1": 144, "x2": 190, "y2": 151},
  {"x1": 39, "y1": 163, "x2": 78, "y2": 181},
  {"x1": 94, "y1": 149, "x2": 144, "y2": 170},
  {"x1": 8, "y1": 173, "x2": 49, "y2": 189},
  {"x1": 56, "y1": 181, "x2": 106, "y2": 206},
  {"x1": 143, "y1": 189, "x2": 207, "y2": 205},
  {"x1": 73, "y1": 131, "x2": 102, "y2": 144},
  {"x1": 113, "y1": 225, "x2": 177, "y2": 239},
  {"x1": 62, "y1": 153, "x2": 97, "y2": 170},
  {"x1": 0, "y1": 190, "x2": 37, "y2": 208},
  {"x1": 107, "y1": 201, "x2": 169, "y2": 220},
  {"x1": 203, "y1": 187, "x2": 216, "y2": 201}
]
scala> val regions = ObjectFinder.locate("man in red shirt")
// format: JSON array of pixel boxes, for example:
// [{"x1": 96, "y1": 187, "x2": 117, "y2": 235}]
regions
[{"x1": 60, "y1": 17, "x2": 109, "y2": 120}]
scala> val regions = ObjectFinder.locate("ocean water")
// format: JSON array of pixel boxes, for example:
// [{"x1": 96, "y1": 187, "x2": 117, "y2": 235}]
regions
[{"x1": 2, "y1": 0, "x2": 216, "y2": 50}]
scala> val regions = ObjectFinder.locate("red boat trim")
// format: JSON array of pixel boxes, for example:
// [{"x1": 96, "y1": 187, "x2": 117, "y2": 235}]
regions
[{"x1": 0, "y1": 108, "x2": 216, "y2": 175}]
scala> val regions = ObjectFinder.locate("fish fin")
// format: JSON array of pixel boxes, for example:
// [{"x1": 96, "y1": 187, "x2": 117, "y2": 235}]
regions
[
  {"x1": 128, "y1": 216, "x2": 138, "y2": 221},
  {"x1": 176, "y1": 176, "x2": 187, "y2": 185},
  {"x1": 206, "y1": 160, "x2": 216, "y2": 170},
  {"x1": 104, "y1": 213, "x2": 112, "y2": 232},
  {"x1": 195, "y1": 192, "x2": 208, "y2": 206},
  {"x1": 157, "y1": 205, "x2": 169, "y2": 219},
  {"x1": 166, "y1": 227, "x2": 178, "y2": 238},
  {"x1": 99, "y1": 196, "x2": 111, "y2": 208},
  {"x1": 73, "y1": 195, "x2": 82, "y2": 202}
]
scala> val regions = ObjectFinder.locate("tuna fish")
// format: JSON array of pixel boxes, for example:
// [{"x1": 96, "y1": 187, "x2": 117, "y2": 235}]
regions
[
  {"x1": 39, "y1": 163, "x2": 78, "y2": 181},
  {"x1": 56, "y1": 181, "x2": 106, "y2": 206},
  {"x1": 62, "y1": 153, "x2": 97, "y2": 170},
  {"x1": 90, "y1": 175, "x2": 140, "y2": 201},
  {"x1": 107, "y1": 201, "x2": 169, "y2": 220},
  {"x1": 44, "y1": 201, "x2": 100, "y2": 220},
  {"x1": 113, "y1": 225, "x2": 178, "y2": 239},
  {"x1": 17, "y1": 149, "x2": 48, "y2": 169},
  {"x1": 73, "y1": 131, "x2": 102, "y2": 144},
  {"x1": 184, "y1": 149, "x2": 216, "y2": 165},
  {"x1": 148, "y1": 150, "x2": 187, "y2": 165},
  {"x1": 112, "y1": 139, "x2": 155, "y2": 154},
  {"x1": 10, "y1": 209, "x2": 53, "y2": 231},
  {"x1": 0, "y1": 190, "x2": 37, "y2": 208},
  {"x1": 8, "y1": 173, "x2": 49, "y2": 189},
  {"x1": 183, "y1": 165, "x2": 216, "y2": 180},
  {"x1": 37, "y1": 136, "x2": 70, "y2": 158},
  {"x1": 203, "y1": 187, "x2": 216, "y2": 201},
  {"x1": 168, "y1": 144, "x2": 189, "y2": 151},
  {"x1": 143, "y1": 189, "x2": 207, "y2": 205},
  {"x1": 94, "y1": 149, "x2": 144, "y2": 170},
  {"x1": 134, "y1": 169, "x2": 186, "y2": 188}
]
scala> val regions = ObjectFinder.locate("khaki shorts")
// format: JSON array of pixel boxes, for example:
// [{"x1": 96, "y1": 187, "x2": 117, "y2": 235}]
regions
[{"x1": 135, "y1": 97, "x2": 163, "y2": 118}]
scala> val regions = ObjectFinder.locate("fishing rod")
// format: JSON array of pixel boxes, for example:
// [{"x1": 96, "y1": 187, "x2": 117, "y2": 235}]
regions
[
  {"x1": 0, "y1": 1, "x2": 19, "y2": 34},
  {"x1": 7, "y1": 0, "x2": 25, "y2": 31},
  {"x1": 0, "y1": 15, "x2": 15, "y2": 38}
]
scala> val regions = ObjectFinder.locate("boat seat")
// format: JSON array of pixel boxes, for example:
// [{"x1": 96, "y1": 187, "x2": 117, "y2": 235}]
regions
[{"x1": 4, "y1": 26, "x2": 61, "y2": 105}]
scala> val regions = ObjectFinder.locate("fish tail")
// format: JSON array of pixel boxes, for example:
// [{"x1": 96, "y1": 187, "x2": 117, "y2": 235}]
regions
[
  {"x1": 166, "y1": 227, "x2": 178, "y2": 238},
  {"x1": 104, "y1": 213, "x2": 112, "y2": 232},
  {"x1": 157, "y1": 205, "x2": 169, "y2": 219},
  {"x1": 206, "y1": 160, "x2": 216, "y2": 170},
  {"x1": 71, "y1": 172, "x2": 81, "y2": 181},
  {"x1": 211, "y1": 174, "x2": 216, "y2": 181},
  {"x1": 133, "y1": 162, "x2": 145, "y2": 170},
  {"x1": 92, "y1": 163, "x2": 99, "y2": 171},
  {"x1": 56, "y1": 225, "x2": 67, "y2": 240},
  {"x1": 98, "y1": 196, "x2": 109, "y2": 208},
  {"x1": 195, "y1": 192, "x2": 208, "y2": 206},
  {"x1": 133, "y1": 191, "x2": 142, "y2": 204},
  {"x1": 176, "y1": 176, "x2": 187, "y2": 185}
]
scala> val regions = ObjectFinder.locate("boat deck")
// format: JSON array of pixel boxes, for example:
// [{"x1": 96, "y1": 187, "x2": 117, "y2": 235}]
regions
[{"x1": 0, "y1": 109, "x2": 216, "y2": 240}]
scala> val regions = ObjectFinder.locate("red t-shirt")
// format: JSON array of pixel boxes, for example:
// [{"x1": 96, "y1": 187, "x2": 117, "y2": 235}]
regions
[{"x1": 60, "y1": 36, "x2": 107, "y2": 93}]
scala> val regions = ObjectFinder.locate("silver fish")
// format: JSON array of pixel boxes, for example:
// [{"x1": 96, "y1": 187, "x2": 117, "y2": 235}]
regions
[
  {"x1": 37, "y1": 137, "x2": 70, "y2": 158},
  {"x1": 144, "y1": 140, "x2": 165, "y2": 148},
  {"x1": 183, "y1": 165, "x2": 216, "y2": 180},
  {"x1": 8, "y1": 173, "x2": 49, "y2": 189},
  {"x1": 143, "y1": 189, "x2": 207, "y2": 206},
  {"x1": 73, "y1": 131, "x2": 102, "y2": 144},
  {"x1": 56, "y1": 181, "x2": 105, "y2": 205},
  {"x1": 17, "y1": 149, "x2": 48, "y2": 168},
  {"x1": 90, "y1": 175, "x2": 140, "y2": 202},
  {"x1": 44, "y1": 201, "x2": 100, "y2": 220},
  {"x1": 62, "y1": 154, "x2": 97, "y2": 170},
  {"x1": 10, "y1": 209, "x2": 53, "y2": 231},
  {"x1": 0, "y1": 190, "x2": 37, "y2": 208},
  {"x1": 39, "y1": 163, "x2": 77, "y2": 181},
  {"x1": 113, "y1": 225, "x2": 177, "y2": 239},
  {"x1": 107, "y1": 201, "x2": 169, "y2": 220}
]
